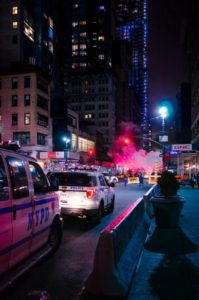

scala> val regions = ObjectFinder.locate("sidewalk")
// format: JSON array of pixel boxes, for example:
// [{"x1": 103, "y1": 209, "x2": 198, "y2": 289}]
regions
[{"x1": 127, "y1": 187, "x2": 199, "y2": 300}]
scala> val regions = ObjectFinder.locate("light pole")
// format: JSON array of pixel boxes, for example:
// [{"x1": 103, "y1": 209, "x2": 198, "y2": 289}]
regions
[
  {"x1": 63, "y1": 137, "x2": 71, "y2": 150},
  {"x1": 159, "y1": 106, "x2": 168, "y2": 133}
]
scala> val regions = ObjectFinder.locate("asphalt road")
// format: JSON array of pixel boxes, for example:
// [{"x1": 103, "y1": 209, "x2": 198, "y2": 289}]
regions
[{"x1": 3, "y1": 183, "x2": 151, "y2": 300}]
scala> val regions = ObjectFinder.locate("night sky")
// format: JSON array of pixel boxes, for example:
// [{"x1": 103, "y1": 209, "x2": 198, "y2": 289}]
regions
[{"x1": 148, "y1": 0, "x2": 193, "y2": 117}]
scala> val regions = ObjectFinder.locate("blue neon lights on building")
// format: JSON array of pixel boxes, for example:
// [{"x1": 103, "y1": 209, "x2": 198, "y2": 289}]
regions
[{"x1": 115, "y1": 0, "x2": 149, "y2": 147}]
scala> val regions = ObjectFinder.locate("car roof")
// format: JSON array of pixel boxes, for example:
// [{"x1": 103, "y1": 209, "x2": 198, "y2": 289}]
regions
[
  {"x1": 0, "y1": 147, "x2": 37, "y2": 162},
  {"x1": 47, "y1": 170, "x2": 102, "y2": 176}
]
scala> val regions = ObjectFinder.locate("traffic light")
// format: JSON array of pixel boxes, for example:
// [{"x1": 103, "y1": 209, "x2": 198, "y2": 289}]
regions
[
  {"x1": 121, "y1": 137, "x2": 131, "y2": 145},
  {"x1": 163, "y1": 152, "x2": 171, "y2": 161},
  {"x1": 124, "y1": 138, "x2": 130, "y2": 145},
  {"x1": 88, "y1": 149, "x2": 94, "y2": 156}
]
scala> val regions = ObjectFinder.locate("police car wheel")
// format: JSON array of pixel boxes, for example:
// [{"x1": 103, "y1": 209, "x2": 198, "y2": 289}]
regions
[
  {"x1": 107, "y1": 196, "x2": 115, "y2": 213},
  {"x1": 93, "y1": 202, "x2": 104, "y2": 224},
  {"x1": 48, "y1": 220, "x2": 62, "y2": 253}
]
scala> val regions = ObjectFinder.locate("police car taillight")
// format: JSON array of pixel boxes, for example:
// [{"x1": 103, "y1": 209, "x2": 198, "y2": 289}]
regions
[{"x1": 86, "y1": 188, "x2": 96, "y2": 199}]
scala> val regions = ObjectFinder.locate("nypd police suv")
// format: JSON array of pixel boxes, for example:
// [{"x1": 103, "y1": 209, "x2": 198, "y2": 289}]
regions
[{"x1": 0, "y1": 145, "x2": 62, "y2": 292}]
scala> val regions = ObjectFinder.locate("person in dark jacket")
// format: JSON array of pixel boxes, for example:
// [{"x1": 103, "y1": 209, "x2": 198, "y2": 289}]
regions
[{"x1": 190, "y1": 174, "x2": 196, "y2": 188}]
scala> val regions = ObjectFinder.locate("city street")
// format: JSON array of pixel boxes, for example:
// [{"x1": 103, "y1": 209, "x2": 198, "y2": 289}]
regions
[{"x1": 3, "y1": 183, "x2": 151, "y2": 300}]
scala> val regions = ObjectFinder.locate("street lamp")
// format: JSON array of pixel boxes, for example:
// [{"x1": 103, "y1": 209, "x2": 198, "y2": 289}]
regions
[
  {"x1": 158, "y1": 106, "x2": 168, "y2": 133},
  {"x1": 63, "y1": 137, "x2": 71, "y2": 149}
]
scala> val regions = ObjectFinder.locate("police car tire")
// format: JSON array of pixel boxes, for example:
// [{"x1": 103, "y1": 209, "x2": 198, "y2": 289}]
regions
[
  {"x1": 93, "y1": 202, "x2": 104, "y2": 224},
  {"x1": 48, "y1": 220, "x2": 62, "y2": 254},
  {"x1": 107, "y1": 196, "x2": 115, "y2": 213}
]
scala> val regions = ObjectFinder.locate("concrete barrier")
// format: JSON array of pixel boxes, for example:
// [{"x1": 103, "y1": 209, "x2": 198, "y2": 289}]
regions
[
  {"x1": 143, "y1": 183, "x2": 159, "y2": 218},
  {"x1": 84, "y1": 185, "x2": 158, "y2": 298}
]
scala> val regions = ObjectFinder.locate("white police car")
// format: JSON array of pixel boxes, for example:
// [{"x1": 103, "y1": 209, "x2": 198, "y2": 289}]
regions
[
  {"x1": 47, "y1": 170, "x2": 115, "y2": 223},
  {"x1": 102, "y1": 173, "x2": 119, "y2": 184},
  {"x1": 0, "y1": 146, "x2": 62, "y2": 292}
]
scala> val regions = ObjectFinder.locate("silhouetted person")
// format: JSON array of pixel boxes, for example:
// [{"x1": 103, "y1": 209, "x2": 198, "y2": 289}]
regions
[
  {"x1": 124, "y1": 175, "x2": 128, "y2": 187},
  {"x1": 190, "y1": 174, "x2": 196, "y2": 188}
]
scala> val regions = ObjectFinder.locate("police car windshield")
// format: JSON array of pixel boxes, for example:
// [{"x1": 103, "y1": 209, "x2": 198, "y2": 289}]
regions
[{"x1": 49, "y1": 172, "x2": 97, "y2": 187}]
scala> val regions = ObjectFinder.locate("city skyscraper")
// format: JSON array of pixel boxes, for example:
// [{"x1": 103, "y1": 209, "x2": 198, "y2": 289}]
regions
[
  {"x1": 64, "y1": 0, "x2": 138, "y2": 152},
  {"x1": 115, "y1": 0, "x2": 149, "y2": 149},
  {"x1": 0, "y1": 0, "x2": 67, "y2": 152}
]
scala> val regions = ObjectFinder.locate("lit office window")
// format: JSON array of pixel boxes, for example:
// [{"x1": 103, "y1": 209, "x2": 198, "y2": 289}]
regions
[
  {"x1": 72, "y1": 44, "x2": 78, "y2": 51},
  {"x1": 98, "y1": 54, "x2": 105, "y2": 60},
  {"x1": 84, "y1": 114, "x2": 92, "y2": 119},
  {"x1": 24, "y1": 113, "x2": 30, "y2": 125},
  {"x1": 72, "y1": 22, "x2": 78, "y2": 27},
  {"x1": 80, "y1": 44, "x2": 86, "y2": 50},
  {"x1": 80, "y1": 51, "x2": 87, "y2": 56},
  {"x1": 80, "y1": 32, "x2": 86, "y2": 37},
  {"x1": 72, "y1": 63, "x2": 78, "y2": 69},
  {"x1": 24, "y1": 20, "x2": 34, "y2": 41},
  {"x1": 98, "y1": 6, "x2": 105, "y2": 11},
  {"x1": 72, "y1": 51, "x2": 78, "y2": 56},
  {"x1": 48, "y1": 41, "x2": 53, "y2": 53},
  {"x1": 98, "y1": 36, "x2": 104, "y2": 41},
  {"x1": 12, "y1": 6, "x2": 18, "y2": 15},
  {"x1": 80, "y1": 20, "x2": 86, "y2": 25},
  {"x1": 80, "y1": 62, "x2": 87, "y2": 67},
  {"x1": 48, "y1": 17, "x2": 53, "y2": 28},
  {"x1": 12, "y1": 21, "x2": 18, "y2": 29}
]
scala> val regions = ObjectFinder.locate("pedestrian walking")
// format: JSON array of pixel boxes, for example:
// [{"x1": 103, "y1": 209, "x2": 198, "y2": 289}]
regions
[
  {"x1": 190, "y1": 174, "x2": 196, "y2": 188},
  {"x1": 124, "y1": 175, "x2": 128, "y2": 187},
  {"x1": 138, "y1": 172, "x2": 144, "y2": 185}
]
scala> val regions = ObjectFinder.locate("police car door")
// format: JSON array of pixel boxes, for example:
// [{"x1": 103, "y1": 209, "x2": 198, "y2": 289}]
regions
[
  {"x1": 28, "y1": 161, "x2": 54, "y2": 253},
  {"x1": 0, "y1": 154, "x2": 11, "y2": 275},
  {"x1": 98, "y1": 175, "x2": 109, "y2": 206},
  {"x1": 6, "y1": 154, "x2": 32, "y2": 268}
]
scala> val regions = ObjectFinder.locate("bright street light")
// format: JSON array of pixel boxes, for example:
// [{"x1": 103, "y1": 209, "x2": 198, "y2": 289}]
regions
[
  {"x1": 63, "y1": 137, "x2": 70, "y2": 144},
  {"x1": 158, "y1": 106, "x2": 168, "y2": 132},
  {"x1": 63, "y1": 136, "x2": 71, "y2": 150},
  {"x1": 159, "y1": 106, "x2": 168, "y2": 119}
]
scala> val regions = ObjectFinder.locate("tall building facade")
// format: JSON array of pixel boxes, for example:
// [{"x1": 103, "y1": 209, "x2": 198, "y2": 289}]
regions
[
  {"x1": 0, "y1": 0, "x2": 55, "y2": 74},
  {"x1": 114, "y1": 0, "x2": 149, "y2": 148},
  {"x1": 0, "y1": 0, "x2": 67, "y2": 154},
  {"x1": 64, "y1": 0, "x2": 137, "y2": 152}
]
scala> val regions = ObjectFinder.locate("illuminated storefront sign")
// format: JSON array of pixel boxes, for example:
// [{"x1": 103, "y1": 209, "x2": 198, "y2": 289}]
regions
[{"x1": 172, "y1": 144, "x2": 192, "y2": 151}]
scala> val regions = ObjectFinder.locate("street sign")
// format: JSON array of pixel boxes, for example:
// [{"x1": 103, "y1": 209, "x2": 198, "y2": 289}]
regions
[
  {"x1": 172, "y1": 144, "x2": 192, "y2": 151},
  {"x1": 159, "y1": 135, "x2": 168, "y2": 142}
]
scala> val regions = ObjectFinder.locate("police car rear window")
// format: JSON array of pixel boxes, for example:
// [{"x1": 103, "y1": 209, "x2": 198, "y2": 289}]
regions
[{"x1": 49, "y1": 173, "x2": 97, "y2": 187}]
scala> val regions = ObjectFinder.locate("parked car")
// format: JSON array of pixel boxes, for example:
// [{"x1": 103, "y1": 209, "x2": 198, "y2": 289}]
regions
[
  {"x1": 0, "y1": 146, "x2": 62, "y2": 292},
  {"x1": 47, "y1": 170, "x2": 115, "y2": 223},
  {"x1": 102, "y1": 173, "x2": 119, "y2": 184}
]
